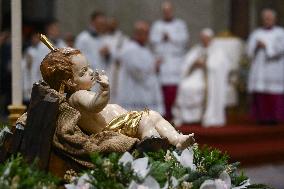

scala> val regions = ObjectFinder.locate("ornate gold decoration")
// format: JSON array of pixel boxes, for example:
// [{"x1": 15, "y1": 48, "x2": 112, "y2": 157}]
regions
[{"x1": 39, "y1": 34, "x2": 56, "y2": 51}]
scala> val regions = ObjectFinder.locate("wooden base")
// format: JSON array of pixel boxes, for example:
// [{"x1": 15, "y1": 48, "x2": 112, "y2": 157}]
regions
[{"x1": 8, "y1": 104, "x2": 26, "y2": 126}]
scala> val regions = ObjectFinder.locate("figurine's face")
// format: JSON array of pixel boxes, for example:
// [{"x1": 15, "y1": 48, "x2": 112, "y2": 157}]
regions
[{"x1": 71, "y1": 54, "x2": 95, "y2": 90}]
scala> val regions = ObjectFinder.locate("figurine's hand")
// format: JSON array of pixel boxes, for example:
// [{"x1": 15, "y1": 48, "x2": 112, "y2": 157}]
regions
[{"x1": 95, "y1": 69, "x2": 109, "y2": 90}]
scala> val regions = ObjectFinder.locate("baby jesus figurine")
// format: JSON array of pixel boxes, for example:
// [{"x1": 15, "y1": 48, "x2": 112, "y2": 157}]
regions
[{"x1": 39, "y1": 35, "x2": 194, "y2": 150}]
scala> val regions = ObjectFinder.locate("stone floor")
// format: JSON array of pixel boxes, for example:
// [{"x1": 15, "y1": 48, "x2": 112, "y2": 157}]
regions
[{"x1": 242, "y1": 163, "x2": 284, "y2": 189}]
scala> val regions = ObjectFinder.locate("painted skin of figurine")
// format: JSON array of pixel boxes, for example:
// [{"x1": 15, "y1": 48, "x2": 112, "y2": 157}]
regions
[{"x1": 40, "y1": 47, "x2": 194, "y2": 149}]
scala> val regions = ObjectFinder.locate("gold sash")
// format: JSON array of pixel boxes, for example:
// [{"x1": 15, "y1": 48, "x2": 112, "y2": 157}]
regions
[{"x1": 104, "y1": 109, "x2": 149, "y2": 137}]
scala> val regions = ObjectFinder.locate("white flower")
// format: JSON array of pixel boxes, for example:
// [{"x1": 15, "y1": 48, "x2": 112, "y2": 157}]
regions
[
  {"x1": 200, "y1": 179, "x2": 228, "y2": 189},
  {"x1": 219, "y1": 171, "x2": 231, "y2": 187},
  {"x1": 128, "y1": 176, "x2": 160, "y2": 189},
  {"x1": 119, "y1": 152, "x2": 134, "y2": 166},
  {"x1": 65, "y1": 173, "x2": 93, "y2": 189},
  {"x1": 173, "y1": 148, "x2": 196, "y2": 170},
  {"x1": 119, "y1": 152, "x2": 150, "y2": 179},
  {"x1": 200, "y1": 171, "x2": 231, "y2": 189},
  {"x1": 132, "y1": 157, "x2": 150, "y2": 178}
]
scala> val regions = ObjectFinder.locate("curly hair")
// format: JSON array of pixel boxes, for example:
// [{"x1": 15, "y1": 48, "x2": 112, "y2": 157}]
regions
[{"x1": 40, "y1": 47, "x2": 81, "y2": 93}]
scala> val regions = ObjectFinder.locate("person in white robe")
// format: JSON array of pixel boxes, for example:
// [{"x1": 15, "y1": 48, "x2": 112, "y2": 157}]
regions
[
  {"x1": 212, "y1": 33, "x2": 244, "y2": 107},
  {"x1": 116, "y1": 21, "x2": 164, "y2": 114},
  {"x1": 150, "y1": 1, "x2": 189, "y2": 119},
  {"x1": 103, "y1": 17, "x2": 130, "y2": 102},
  {"x1": 22, "y1": 21, "x2": 66, "y2": 102},
  {"x1": 75, "y1": 11, "x2": 111, "y2": 76},
  {"x1": 173, "y1": 28, "x2": 229, "y2": 127},
  {"x1": 22, "y1": 33, "x2": 40, "y2": 103},
  {"x1": 247, "y1": 9, "x2": 284, "y2": 124}
]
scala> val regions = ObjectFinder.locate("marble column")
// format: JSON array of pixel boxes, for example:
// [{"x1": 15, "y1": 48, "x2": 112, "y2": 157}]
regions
[{"x1": 8, "y1": 0, "x2": 26, "y2": 126}]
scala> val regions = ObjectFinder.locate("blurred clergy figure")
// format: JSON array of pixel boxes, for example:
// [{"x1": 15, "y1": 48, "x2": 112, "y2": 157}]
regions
[
  {"x1": 173, "y1": 28, "x2": 229, "y2": 127},
  {"x1": 75, "y1": 11, "x2": 111, "y2": 73},
  {"x1": 150, "y1": 1, "x2": 189, "y2": 120},
  {"x1": 212, "y1": 32, "x2": 244, "y2": 107},
  {"x1": 247, "y1": 9, "x2": 284, "y2": 124},
  {"x1": 116, "y1": 21, "x2": 164, "y2": 114},
  {"x1": 103, "y1": 17, "x2": 130, "y2": 102}
]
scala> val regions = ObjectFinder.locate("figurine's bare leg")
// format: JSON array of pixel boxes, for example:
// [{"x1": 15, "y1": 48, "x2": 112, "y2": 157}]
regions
[
  {"x1": 146, "y1": 110, "x2": 194, "y2": 149},
  {"x1": 138, "y1": 116, "x2": 160, "y2": 138}
]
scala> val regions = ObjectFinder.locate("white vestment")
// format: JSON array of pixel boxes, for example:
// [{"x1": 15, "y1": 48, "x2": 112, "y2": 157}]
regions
[
  {"x1": 116, "y1": 41, "x2": 164, "y2": 114},
  {"x1": 104, "y1": 30, "x2": 129, "y2": 60},
  {"x1": 212, "y1": 37, "x2": 244, "y2": 106},
  {"x1": 22, "y1": 39, "x2": 66, "y2": 101},
  {"x1": 22, "y1": 45, "x2": 38, "y2": 101},
  {"x1": 75, "y1": 30, "x2": 110, "y2": 73},
  {"x1": 150, "y1": 18, "x2": 189, "y2": 85},
  {"x1": 247, "y1": 26, "x2": 284, "y2": 94},
  {"x1": 173, "y1": 44, "x2": 229, "y2": 127},
  {"x1": 103, "y1": 30, "x2": 130, "y2": 102}
]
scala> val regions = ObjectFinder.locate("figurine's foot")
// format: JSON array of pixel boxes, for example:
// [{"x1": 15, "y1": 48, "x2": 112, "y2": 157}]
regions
[{"x1": 176, "y1": 133, "x2": 195, "y2": 150}]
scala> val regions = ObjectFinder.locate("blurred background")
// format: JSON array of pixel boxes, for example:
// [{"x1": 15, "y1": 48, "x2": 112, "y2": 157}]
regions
[{"x1": 1, "y1": 0, "x2": 284, "y2": 188}]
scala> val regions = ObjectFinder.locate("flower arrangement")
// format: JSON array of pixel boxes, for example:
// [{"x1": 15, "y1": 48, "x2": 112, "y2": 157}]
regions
[{"x1": 65, "y1": 144, "x2": 270, "y2": 189}]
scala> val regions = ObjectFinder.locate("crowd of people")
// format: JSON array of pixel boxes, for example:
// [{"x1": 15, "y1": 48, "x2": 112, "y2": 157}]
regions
[{"x1": 1, "y1": 1, "x2": 284, "y2": 127}]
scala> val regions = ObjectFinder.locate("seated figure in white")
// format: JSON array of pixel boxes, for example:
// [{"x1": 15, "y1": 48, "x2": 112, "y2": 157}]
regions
[
  {"x1": 173, "y1": 28, "x2": 229, "y2": 127},
  {"x1": 212, "y1": 32, "x2": 244, "y2": 107}
]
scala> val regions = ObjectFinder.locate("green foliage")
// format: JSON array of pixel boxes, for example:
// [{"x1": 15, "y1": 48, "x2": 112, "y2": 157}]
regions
[
  {"x1": 88, "y1": 152, "x2": 135, "y2": 189},
  {"x1": 231, "y1": 170, "x2": 248, "y2": 187},
  {"x1": 145, "y1": 149, "x2": 167, "y2": 162},
  {"x1": 146, "y1": 149, "x2": 187, "y2": 186},
  {"x1": 0, "y1": 154, "x2": 59, "y2": 189},
  {"x1": 193, "y1": 145, "x2": 229, "y2": 171}
]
